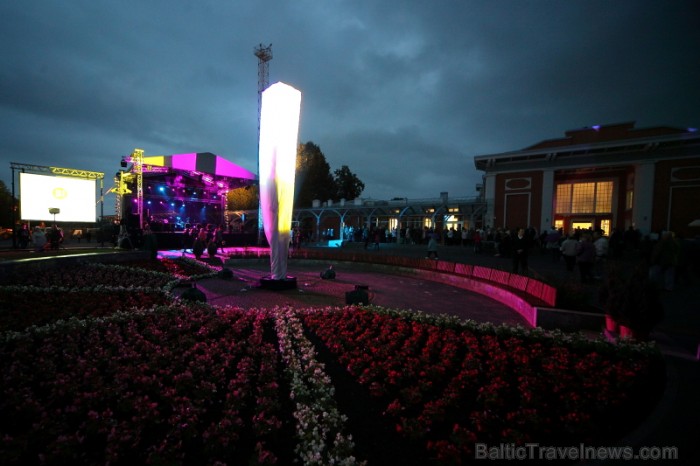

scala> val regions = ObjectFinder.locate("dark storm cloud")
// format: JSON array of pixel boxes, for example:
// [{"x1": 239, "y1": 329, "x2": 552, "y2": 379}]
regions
[
  {"x1": 2, "y1": 0, "x2": 699, "y2": 203},
  {"x1": 321, "y1": 126, "x2": 474, "y2": 200}
]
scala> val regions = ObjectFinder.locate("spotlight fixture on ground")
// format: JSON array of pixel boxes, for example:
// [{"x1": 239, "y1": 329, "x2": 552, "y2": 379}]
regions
[
  {"x1": 320, "y1": 265, "x2": 336, "y2": 279},
  {"x1": 345, "y1": 288, "x2": 369, "y2": 305},
  {"x1": 181, "y1": 282, "x2": 207, "y2": 303}
]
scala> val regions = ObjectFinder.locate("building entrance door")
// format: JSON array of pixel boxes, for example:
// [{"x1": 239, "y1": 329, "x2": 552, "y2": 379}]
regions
[{"x1": 571, "y1": 220, "x2": 593, "y2": 232}]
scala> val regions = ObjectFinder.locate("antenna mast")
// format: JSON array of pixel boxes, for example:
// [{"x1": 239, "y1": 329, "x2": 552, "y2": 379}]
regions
[
  {"x1": 254, "y1": 43, "x2": 272, "y2": 243},
  {"x1": 254, "y1": 43, "x2": 273, "y2": 130}
]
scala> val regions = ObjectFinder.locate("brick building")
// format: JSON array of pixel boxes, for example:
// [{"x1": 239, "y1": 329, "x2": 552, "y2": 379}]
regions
[{"x1": 474, "y1": 122, "x2": 700, "y2": 238}]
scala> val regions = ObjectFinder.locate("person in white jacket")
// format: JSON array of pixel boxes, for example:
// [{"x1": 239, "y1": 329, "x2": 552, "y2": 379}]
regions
[
  {"x1": 559, "y1": 232, "x2": 578, "y2": 272},
  {"x1": 593, "y1": 230, "x2": 609, "y2": 279},
  {"x1": 31, "y1": 226, "x2": 47, "y2": 252}
]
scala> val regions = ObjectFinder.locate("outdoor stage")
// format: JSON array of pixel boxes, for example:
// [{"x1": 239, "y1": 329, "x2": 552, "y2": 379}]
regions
[{"x1": 150, "y1": 231, "x2": 259, "y2": 250}]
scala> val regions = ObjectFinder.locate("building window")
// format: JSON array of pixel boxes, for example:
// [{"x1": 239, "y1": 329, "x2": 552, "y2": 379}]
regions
[
  {"x1": 595, "y1": 181, "x2": 613, "y2": 213},
  {"x1": 555, "y1": 184, "x2": 571, "y2": 214},
  {"x1": 572, "y1": 182, "x2": 595, "y2": 213},
  {"x1": 626, "y1": 190, "x2": 633, "y2": 210},
  {"x1": 555, "y1": 181, "x2": 613, "y2": 214}
]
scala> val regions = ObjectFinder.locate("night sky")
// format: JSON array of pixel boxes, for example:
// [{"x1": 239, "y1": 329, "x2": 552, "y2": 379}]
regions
[{"x1": 2, "y1": 0, "x2": 699, "y2": 204}]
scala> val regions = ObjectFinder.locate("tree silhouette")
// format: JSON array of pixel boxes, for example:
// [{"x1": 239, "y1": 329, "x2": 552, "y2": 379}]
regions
[
  {"x1": 334, "y1": 165, "x2": 364, "y2": 201},
  {"x1": 0, "y1": 180, "x2": 16, "y2": 228},
  {"x1": 294, "y1": 142, "x2": 336, "y2": 208},
  {"x1": 226, "y1": 185, "x2": 258, "y2": 211}
]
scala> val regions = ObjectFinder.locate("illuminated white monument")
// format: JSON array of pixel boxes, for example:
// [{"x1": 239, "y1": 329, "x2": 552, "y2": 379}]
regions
[{"x1": 258, "y1": 82, "x2": 301, "y2": 286}]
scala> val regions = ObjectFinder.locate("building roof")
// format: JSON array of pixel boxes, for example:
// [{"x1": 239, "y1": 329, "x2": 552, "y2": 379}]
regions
[
  {"x1": 526, "y1": 122, "x2": 691, "y2": 150},
  {"x1": 474, "y1": 122, "x2": 700, "y2": 172}
]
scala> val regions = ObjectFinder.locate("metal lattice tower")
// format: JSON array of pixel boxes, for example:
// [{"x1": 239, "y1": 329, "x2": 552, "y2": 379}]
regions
[
  {"x1": 131, "y1": 148, "x2": 145, "y2": 229},
  {"x1": 254, "y1": 43, "x2": 272, "y2": 242},
  {"x1": 254, "y1": 43, "x2": 273, "y2": 127}
]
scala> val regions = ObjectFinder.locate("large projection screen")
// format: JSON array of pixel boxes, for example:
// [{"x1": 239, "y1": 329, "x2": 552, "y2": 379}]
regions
[{"x1": 20, "y1": 173, "x2": 97, "y2": 222}]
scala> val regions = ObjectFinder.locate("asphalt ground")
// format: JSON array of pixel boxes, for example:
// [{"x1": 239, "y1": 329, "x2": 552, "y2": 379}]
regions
[{"x1": 167, "y1": 258, "x2": 529, "y2": 327}]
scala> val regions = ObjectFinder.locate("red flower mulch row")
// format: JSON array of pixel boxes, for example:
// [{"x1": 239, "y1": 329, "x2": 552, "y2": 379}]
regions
[{"x1": 301, "y1": 308, "x2": 665, "y2": 464}]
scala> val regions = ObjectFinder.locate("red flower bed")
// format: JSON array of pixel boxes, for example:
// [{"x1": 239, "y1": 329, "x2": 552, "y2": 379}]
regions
[
  {"x1": 0, "y1": 257, "x2": 216, "y2": 333},
  {"x1": 0, "y1": 287, "x2": 172, "y2": 332},
  {"x1": 2, "y1": 262, "x2": 175, "y2": 289},
  {"x1": 119, "y1": 257, "x2": 218, "y2": 279},
  {"x1": 0, "y1": 305, "x2": 295, "y2": 465},
  {"x1": 0, "y1": 253, "x2": 666, "y2": 465},
  {"x1": 301, "y1": 308, "x2": 664, "y2": 464}
]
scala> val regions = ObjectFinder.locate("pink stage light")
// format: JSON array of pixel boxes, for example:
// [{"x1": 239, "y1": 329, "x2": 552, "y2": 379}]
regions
[{"x1": 143, "y1": 153, "x2": 257, "y2": 181}]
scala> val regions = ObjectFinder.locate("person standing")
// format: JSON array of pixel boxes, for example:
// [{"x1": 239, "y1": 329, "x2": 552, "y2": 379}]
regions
[
  {"x1": 18, "y1": 223, "x2": 30, "y2": 249},
  {"x1": 560, "y1": 232, "x2": 578, "y2": 272},
  {"x1": 593, "y1": 229, "x2": 609, "y2": 279},
  {"x1": 576, "y1": 233, "x2": 596, "y2": 283},
  {"x1": 214, "y1": 225, "x2": 225, "y2": 253},
  {"x1": 31, "y1": 226, "x2": 47, "y2": 252},
  {"x1": 193, "y1": 227, "x2": 207, "y2": 259},
  {"x1": 511, "y1": 228, "x2": 530, "y2": 275},
  {"x1": 142, "y1": 223, "x2": 158, "y2": 260},
  {"x1": 48, "y1": 225, "x2": 63, "y2": 250},
  {"x1": 649, "y1": 231, "x2": 680, "y2": 291},
  {"x1": 545, "y1": 226, "x2": 562, "y2": 261},
  {"x1": 117, "y1": 220, "x2": 132, "y2": 249},
  {"x1": 426, "y1": 232, "x2": 439, "y2": 259},
  {"x1": 473, "y1": 229, "x2": 482, "y2": 253}
]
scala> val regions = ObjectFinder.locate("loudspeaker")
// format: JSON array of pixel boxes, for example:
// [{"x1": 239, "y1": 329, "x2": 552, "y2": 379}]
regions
[
  {"x1": 181, "y1": 283, "x2": 207, "y2": 303},
  {"x1": 345, "y1": 289, "x2": 369, "y2": 305}
]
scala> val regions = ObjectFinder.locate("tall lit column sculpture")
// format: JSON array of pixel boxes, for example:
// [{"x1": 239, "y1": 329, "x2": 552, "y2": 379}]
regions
[{"x1": 258, "y1": 82, "x2": 301, "y2": 285}]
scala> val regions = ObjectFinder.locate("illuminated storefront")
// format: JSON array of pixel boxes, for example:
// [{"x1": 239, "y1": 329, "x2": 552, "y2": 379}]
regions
[{"x1": 474, "y1": 122, "x2": 700, "y2": 237}]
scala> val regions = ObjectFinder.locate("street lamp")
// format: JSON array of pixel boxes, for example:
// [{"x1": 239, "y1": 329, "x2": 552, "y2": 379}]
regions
[{"x1": 49, "y1": 207, "x2": 60, "y2": 224}]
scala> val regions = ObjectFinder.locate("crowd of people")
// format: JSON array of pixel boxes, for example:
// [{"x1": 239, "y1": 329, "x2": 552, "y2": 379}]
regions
[
  {"x1": 335, "y1": 222, "x2": 693, "y2": 291},
  {"x1": 181, "y1": 223, "x2": 226, "y2": 259},
  {"x1": 15, "y1": 223, "x2": 65, "y2": 252},
  {"x1": 475, "y1": 225, "x2": 689, "y2": 290},
  {"x1": 12, "y1": 217, "x2": 693, "y2": 292}
]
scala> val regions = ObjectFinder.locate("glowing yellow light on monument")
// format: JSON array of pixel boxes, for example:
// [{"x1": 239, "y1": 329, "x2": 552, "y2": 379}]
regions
[
  {"x1": 258, "y1": 82, "x2": 301, "y2": 281},
  {"x1": 259, "y1": 82, "x2": 301, "y2": 234}
]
